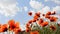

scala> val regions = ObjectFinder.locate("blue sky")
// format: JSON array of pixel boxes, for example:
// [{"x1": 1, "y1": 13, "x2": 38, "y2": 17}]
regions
[{"x1": 0, "y1": 0, "x2": 60, "y2": 30}]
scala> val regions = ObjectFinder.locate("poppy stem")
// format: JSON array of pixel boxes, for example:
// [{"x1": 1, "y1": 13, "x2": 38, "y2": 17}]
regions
[
  {"x1": 3, "y1": 32, "x2": 4, "y2": 34},
  {"x1": 12, "y1": 31, "x2": 13, "y2": 34}
]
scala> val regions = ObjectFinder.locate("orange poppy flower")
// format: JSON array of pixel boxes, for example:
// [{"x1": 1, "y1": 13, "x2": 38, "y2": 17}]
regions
[
  {"x1": 28, "y1": 12, "x2": 32, "y2": 16},
  {"x1": 8, "y1": 20, "x2": 15, "y2": 26},
  {"x1": 42, "y1": 14, "x2": 45, "y2": 16},
  {"x1": 25, "y1": 23, "x2": 31, "y2": 32},
  {"x1": 37, "y1": 18, "x2": 43, "y2": 24},
  {"x1": 1, "y1": 24, "x2": 8, "y2": 32},
  {"x1": 46, "y1": 11, "x2": 51, "y2": 15},
  {"x1": 34, "y1": 15, "x2": 39, "y2": 20},
  {"x1": 28, "y1": 20, "x2": 33, "y2": 24},
  {"x1": 30, "y1": 31, "x2": 39, "y2": 34},
  {"x1": 8, "y1": 20, "x2": 21, "y2": 31},
  {"x1": 15, "y1": 22, "x2": 20, "y2": 28},
  {"x1": 0, "y1": 24, "x2": 1, "y2": 28},
  {"x1": 26, "y1": 23, "x2": 30, "y2": 28},
  {"x1": 50, "y1": 25, "x2": 56, "y2": 31},
  {"x1": 14, "y1": 28, "x2": 21, "y2": 34},
  {"x1": 0, "y1": 24, "x2": 2, "y2": 32},
  {"x1": 49, "y1": 16, "x2": 57, "y2": 22},
  {"x1": 26, "y1": 27, "x2": 31, "y2": 32},
  {"x1": 35, "y1": 12, "x2": 40, "y2": 17},
  {"x1": 45, "y1": 15, "x2": 50, "y2": 19},
  {"x1": 40, "y1": 21, "x2": 48, "y2": 27},
  {"x1": 32, "y1": 19, "x2": 37, "y2": 22}
]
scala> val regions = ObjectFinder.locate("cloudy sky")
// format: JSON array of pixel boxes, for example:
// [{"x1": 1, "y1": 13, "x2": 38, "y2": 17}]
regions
[{"x1": 0, "y1": 0, "x2": 60, "y2": 30}]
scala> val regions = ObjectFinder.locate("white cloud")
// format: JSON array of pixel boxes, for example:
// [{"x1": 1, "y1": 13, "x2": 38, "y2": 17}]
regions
[
  {"x1": 51, "y1": 0, "x2": 60, "y2": 4},
  {"x1": 23, "y1": 6, "x2": 28, "y2": 11},
  {"x1": 45, "y1": 0, "x2": 60, "y2": 5},
  {"x1": 20, "y1": 25, "x2": 26, "y2": 31},
  {"x1": 29, "y1": 0, "x2": 44, "y2": 9},
  {"x1": 40, "y1": 6, "x2": 51, "y2": 14},
  {"x1": 45, "y1": 0, "x2": 48, "y2": 2},
  {"x1": 52, "y1": 6, "x2": 60, "y2": 15},
  {"x1": 0, "y1": 0, "x2": 19, "y2": 17}
]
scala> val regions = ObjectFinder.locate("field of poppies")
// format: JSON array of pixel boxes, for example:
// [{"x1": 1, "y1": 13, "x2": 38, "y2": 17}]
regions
[{"x1": 0, "y1": 11, "x2": 60, "y2": 34}]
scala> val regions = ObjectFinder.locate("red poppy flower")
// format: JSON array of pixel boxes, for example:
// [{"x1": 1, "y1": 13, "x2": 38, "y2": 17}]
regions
[
  {"x1": 8, "y1": 20, "x2": 15, "y2": 26},
  {"x1": 46, "y1": 11, "x2": 51, "y2": 15},
  {"x1": 28, "y1": 20, "x2": 33, "y2": 24},
  {"x1": 42, "y1": 14, "x2": 45, "y2": 16},
  {"x1": 45, "y1": 15, "x2": 50, "y2": 19},
  {"x1": 28, "y1": 12, "x2": 32, "y2": 16},
  {"x1": 30, "y1": 31, "x2": 39, "y2": 34},
  {"x1": 1, "y1": 24, "x2": 8, "y2": 32},
  {"x1": 8, "y1": 20, "x2": 20, "y2": 31},
  {"x1": 0, "y1": 24, "x2": 1, "y2": 28},
  {"x1": 32, "y1": 19, "x2": 37, "y2": 22},
  {"x1": 26, "y1": 27, "x2": 31, "y2": 32},
  {"x1": 49, "y1": 16, "x2": 57, "y2": 22},
  {"x1": 34, "y1": 15, "x2": 39, "y2": 20},
  {"x1": 50, "y1": 25, "x2": 56, "y2": 31},
  {"x1": 15, "y1": 22, "x2": 20, "y2": 28},
  {"x1": 0, "y1": 24, "x2": 2, "y2": 32},
  {"x1": 37, "y1": 18, "x2": 43, "y2": 24},
  {"x1": 40, "y1": 21, "x2": 48, "y2": 27},
  {"x1": 26, "y1": 23, "x2": 30, "y2": 28},
  {"x1": 14, "y1": 28, "x2": 21, "y2": 34},
  {"x1": 35, "y1": 12, "x2": 40, "y2": 17}
]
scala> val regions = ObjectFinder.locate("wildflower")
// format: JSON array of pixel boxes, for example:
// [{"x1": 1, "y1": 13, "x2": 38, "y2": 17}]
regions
[
  {"x1": 28, "y1": 12, "x2": 32, "y2": 16},
  {"x1": 50, "y1": 25, "x2": 56, "y2": 31},
  {"x1": 30, "y1": 31, "x2": 39, "y2": 34},
  {"x1": 14, "y1": 28, "x2": 21, "y2": 34},
  {"x1": 8, "y1": 20, "x2": 15, "y2": 27},
  {"x1": 0, "y1": 24, "x2": 2, "y2": 32},
  {"x1": 32, "y1": 19, "x2": 37, "y2": 22},
  {"x1": 34, "y1": 15, "x2": 39, "y2": 20},
  {"x1": 42, "y1": 14, "x2": 45, "y2": 16},
  {"x1": 45, "y1": 15, "x2": 50, "y2": 19},
  {"x1": 35, "y1": 12, "x2": 40, "y2": 17},
  {"x1": 8, "y1": 20, "x2": 20, "y2": 31},
  {"x1": 28, "y1": 20, "x2": 33, "y2": 24},
  {"x1": 26, "y1": 27, "x2": 31, "y2": 32},
  {"x1": 40, "y1": 21, "x2": 48, "y2": 27},
  {"x1": 15, "y1": 22, "x2": 20, "y2": 28},
  {"x1": 49, "y1": 16, "x2": 57, "y2": 22},
  {"x1": 1, "y1": 24, "x2": 8, "y2": 32},
  {"x1": 26, "y1": 23, "x2": 30, "y2": 28},
  {"x1": 37, "y1": 18, "x2": 43, "y2": 24},
  {"x1": 46, "y1": 11, "x2": 51, "y2": 15}
]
